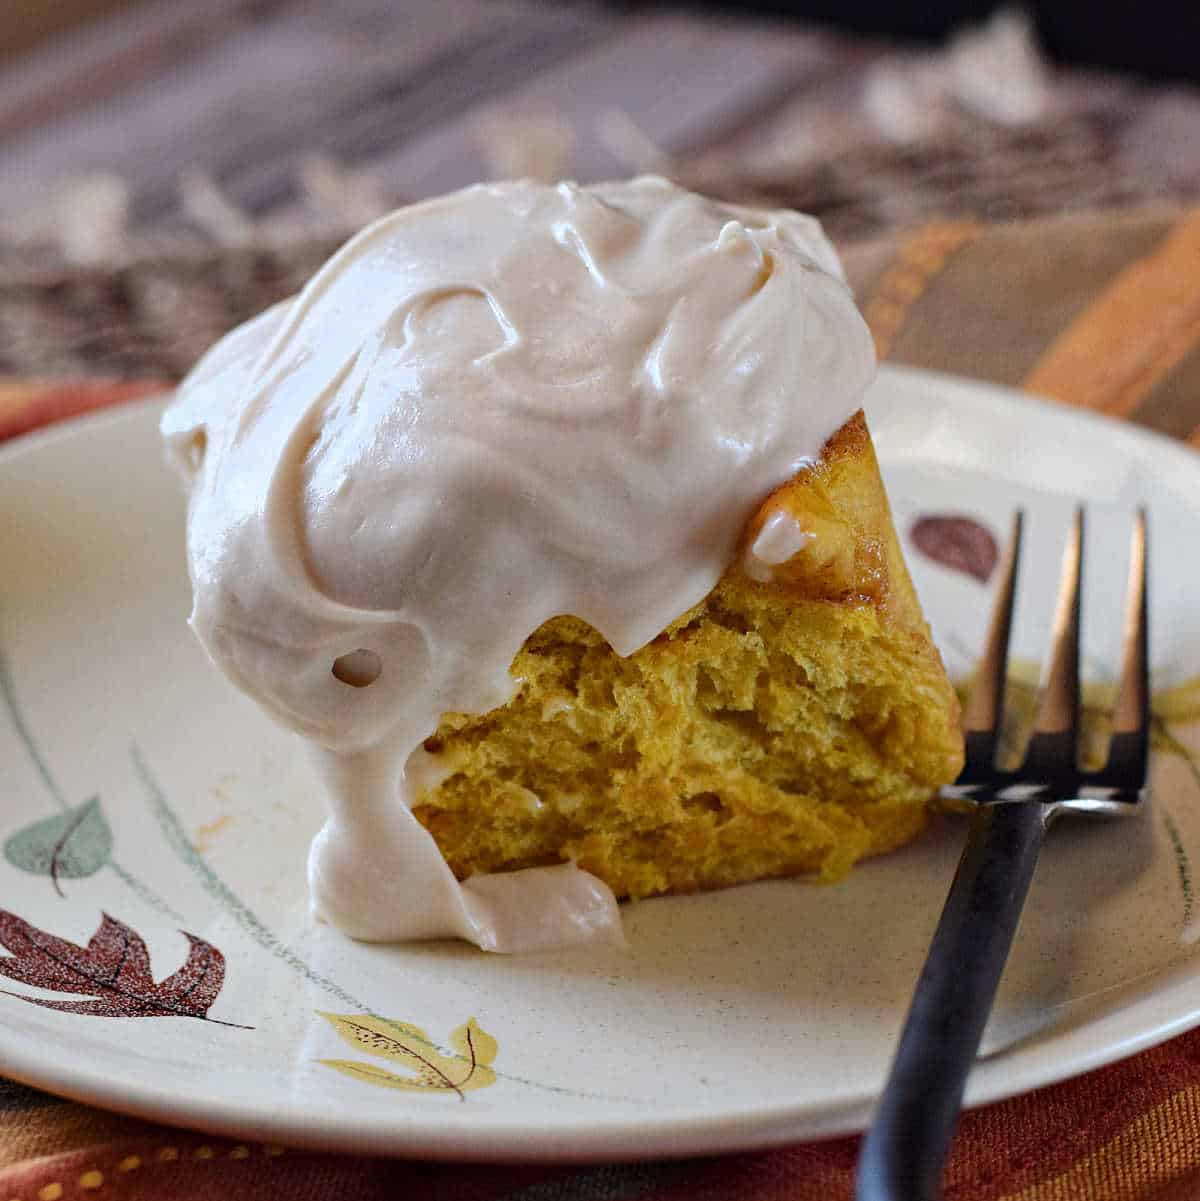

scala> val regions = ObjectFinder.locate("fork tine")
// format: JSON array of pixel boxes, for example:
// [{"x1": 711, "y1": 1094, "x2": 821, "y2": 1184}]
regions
[
  {"x1": 1024, "y1": 507, "x2": 1084, "y2": 777},
  {"x1": 1099, "y1": 509, "x2": 1150, "y2": 789},
  {"x1": 858, "y1": 507, "x2": 1145, "y2": 1201},
  {"x1": 959, "y1": 511, "x2": 1024, "y2": 782}
]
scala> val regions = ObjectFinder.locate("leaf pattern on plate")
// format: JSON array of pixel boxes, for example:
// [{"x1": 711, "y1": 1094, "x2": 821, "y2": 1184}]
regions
[
  {"x1": 0, "y1": 910, "x2": 249, "y2": 1027},
  {"x1": 318, "y1": 1012, "x2": 498, "y2": 1099},
  {"x1": 910, "y1": 514, "x2": 999, "y2": 583},
  {"x1": 3, "y1": 798, "x2": 112, "y2": 897},
  {"x1": 1155, "y1": 677, "x2": 1200, "y2": 727}
]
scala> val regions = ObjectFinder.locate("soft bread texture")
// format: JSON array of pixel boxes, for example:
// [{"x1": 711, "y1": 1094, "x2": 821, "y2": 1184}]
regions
[{"x1": 412, "y1": 412, "x2": 963, "y2": 900}]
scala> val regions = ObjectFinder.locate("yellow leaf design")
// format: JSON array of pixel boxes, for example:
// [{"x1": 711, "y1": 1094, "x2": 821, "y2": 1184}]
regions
[
  {"x1": 450, "y1": 1018, "x2": 498, "y2": 1071},
  {"x1": 316, "y1": 1012, "x2": 498, "y2": 1098},
  {"x1": 320, "y1": 1012, "x2": 435, "y2": 1064},
  {"x1": 1156, "y1": 677, "x2": 1200, "y2": 727},
  {"x1": 320, "y1": 1059, "x2": 455, "y2": 1094}
]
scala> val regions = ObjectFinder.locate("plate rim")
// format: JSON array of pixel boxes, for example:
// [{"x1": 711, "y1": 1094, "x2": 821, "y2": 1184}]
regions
[{"x1": 3, "y1": 927, "x2": 1200, "y2": 1162}]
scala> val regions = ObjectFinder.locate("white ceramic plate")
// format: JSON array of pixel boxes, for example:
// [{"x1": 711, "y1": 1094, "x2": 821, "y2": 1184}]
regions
[{"x1": 1, "y1": 365, "x2": 1199, "y2": 1161}]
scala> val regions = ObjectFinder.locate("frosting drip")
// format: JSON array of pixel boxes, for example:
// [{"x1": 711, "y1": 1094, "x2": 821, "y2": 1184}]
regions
[{"x1": 161, "y1": 176, "x2": 875, "y2": 950}]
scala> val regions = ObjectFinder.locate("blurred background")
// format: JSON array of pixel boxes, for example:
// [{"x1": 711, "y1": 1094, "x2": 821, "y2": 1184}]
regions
[{"x1": 0, "y1": 0, "x2": 1197, "y2": 372}]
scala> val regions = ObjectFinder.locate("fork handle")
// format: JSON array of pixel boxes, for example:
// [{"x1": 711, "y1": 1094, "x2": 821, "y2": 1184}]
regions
[{"x1": 856, "y1": 802, "x2": 1048, "y2": 1201}]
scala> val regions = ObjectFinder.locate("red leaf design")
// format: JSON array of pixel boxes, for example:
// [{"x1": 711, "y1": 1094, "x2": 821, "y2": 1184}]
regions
[
  {"x1": 0, "y1": 997, "x2": 161, "y2": 1018},
  {"x1": 84, "y1": 912, "x2": 154, "y2": 989},
  {"x1": 149, "y1": 932, "x2": 226, "y2": 1015},
  {"x1": 0, "y1": 910, "x2": 249, "y2": 1027},
  {"x1": 910, "y1": 514, "x2": 999, "y2": 584}
]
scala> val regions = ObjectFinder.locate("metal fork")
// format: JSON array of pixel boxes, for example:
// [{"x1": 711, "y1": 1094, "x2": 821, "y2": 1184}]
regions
[{"x1": 855, "y1": 507, "x2": 1150, "y2": 1201}]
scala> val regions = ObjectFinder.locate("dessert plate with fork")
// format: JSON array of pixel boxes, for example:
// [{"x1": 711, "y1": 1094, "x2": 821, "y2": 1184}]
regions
[{"x1": 0, "y1": 365, "x2": 1198, "y2": 1159}]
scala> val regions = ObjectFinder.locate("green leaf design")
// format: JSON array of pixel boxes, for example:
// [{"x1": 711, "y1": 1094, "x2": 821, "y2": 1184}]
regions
[{"x1": 4, "y1": 798, "x2": 113, "y2": 897}]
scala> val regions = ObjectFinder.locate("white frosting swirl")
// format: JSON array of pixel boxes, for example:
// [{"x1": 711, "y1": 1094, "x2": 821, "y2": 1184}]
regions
[{"x1": 161, "y1": 177, "x2": 875, "y2": 951}]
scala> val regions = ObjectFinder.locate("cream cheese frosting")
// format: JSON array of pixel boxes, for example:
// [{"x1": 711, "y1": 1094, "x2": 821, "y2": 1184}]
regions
[{"x1": 161, "y1": 176, "x2": 876, "y2": 951}]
